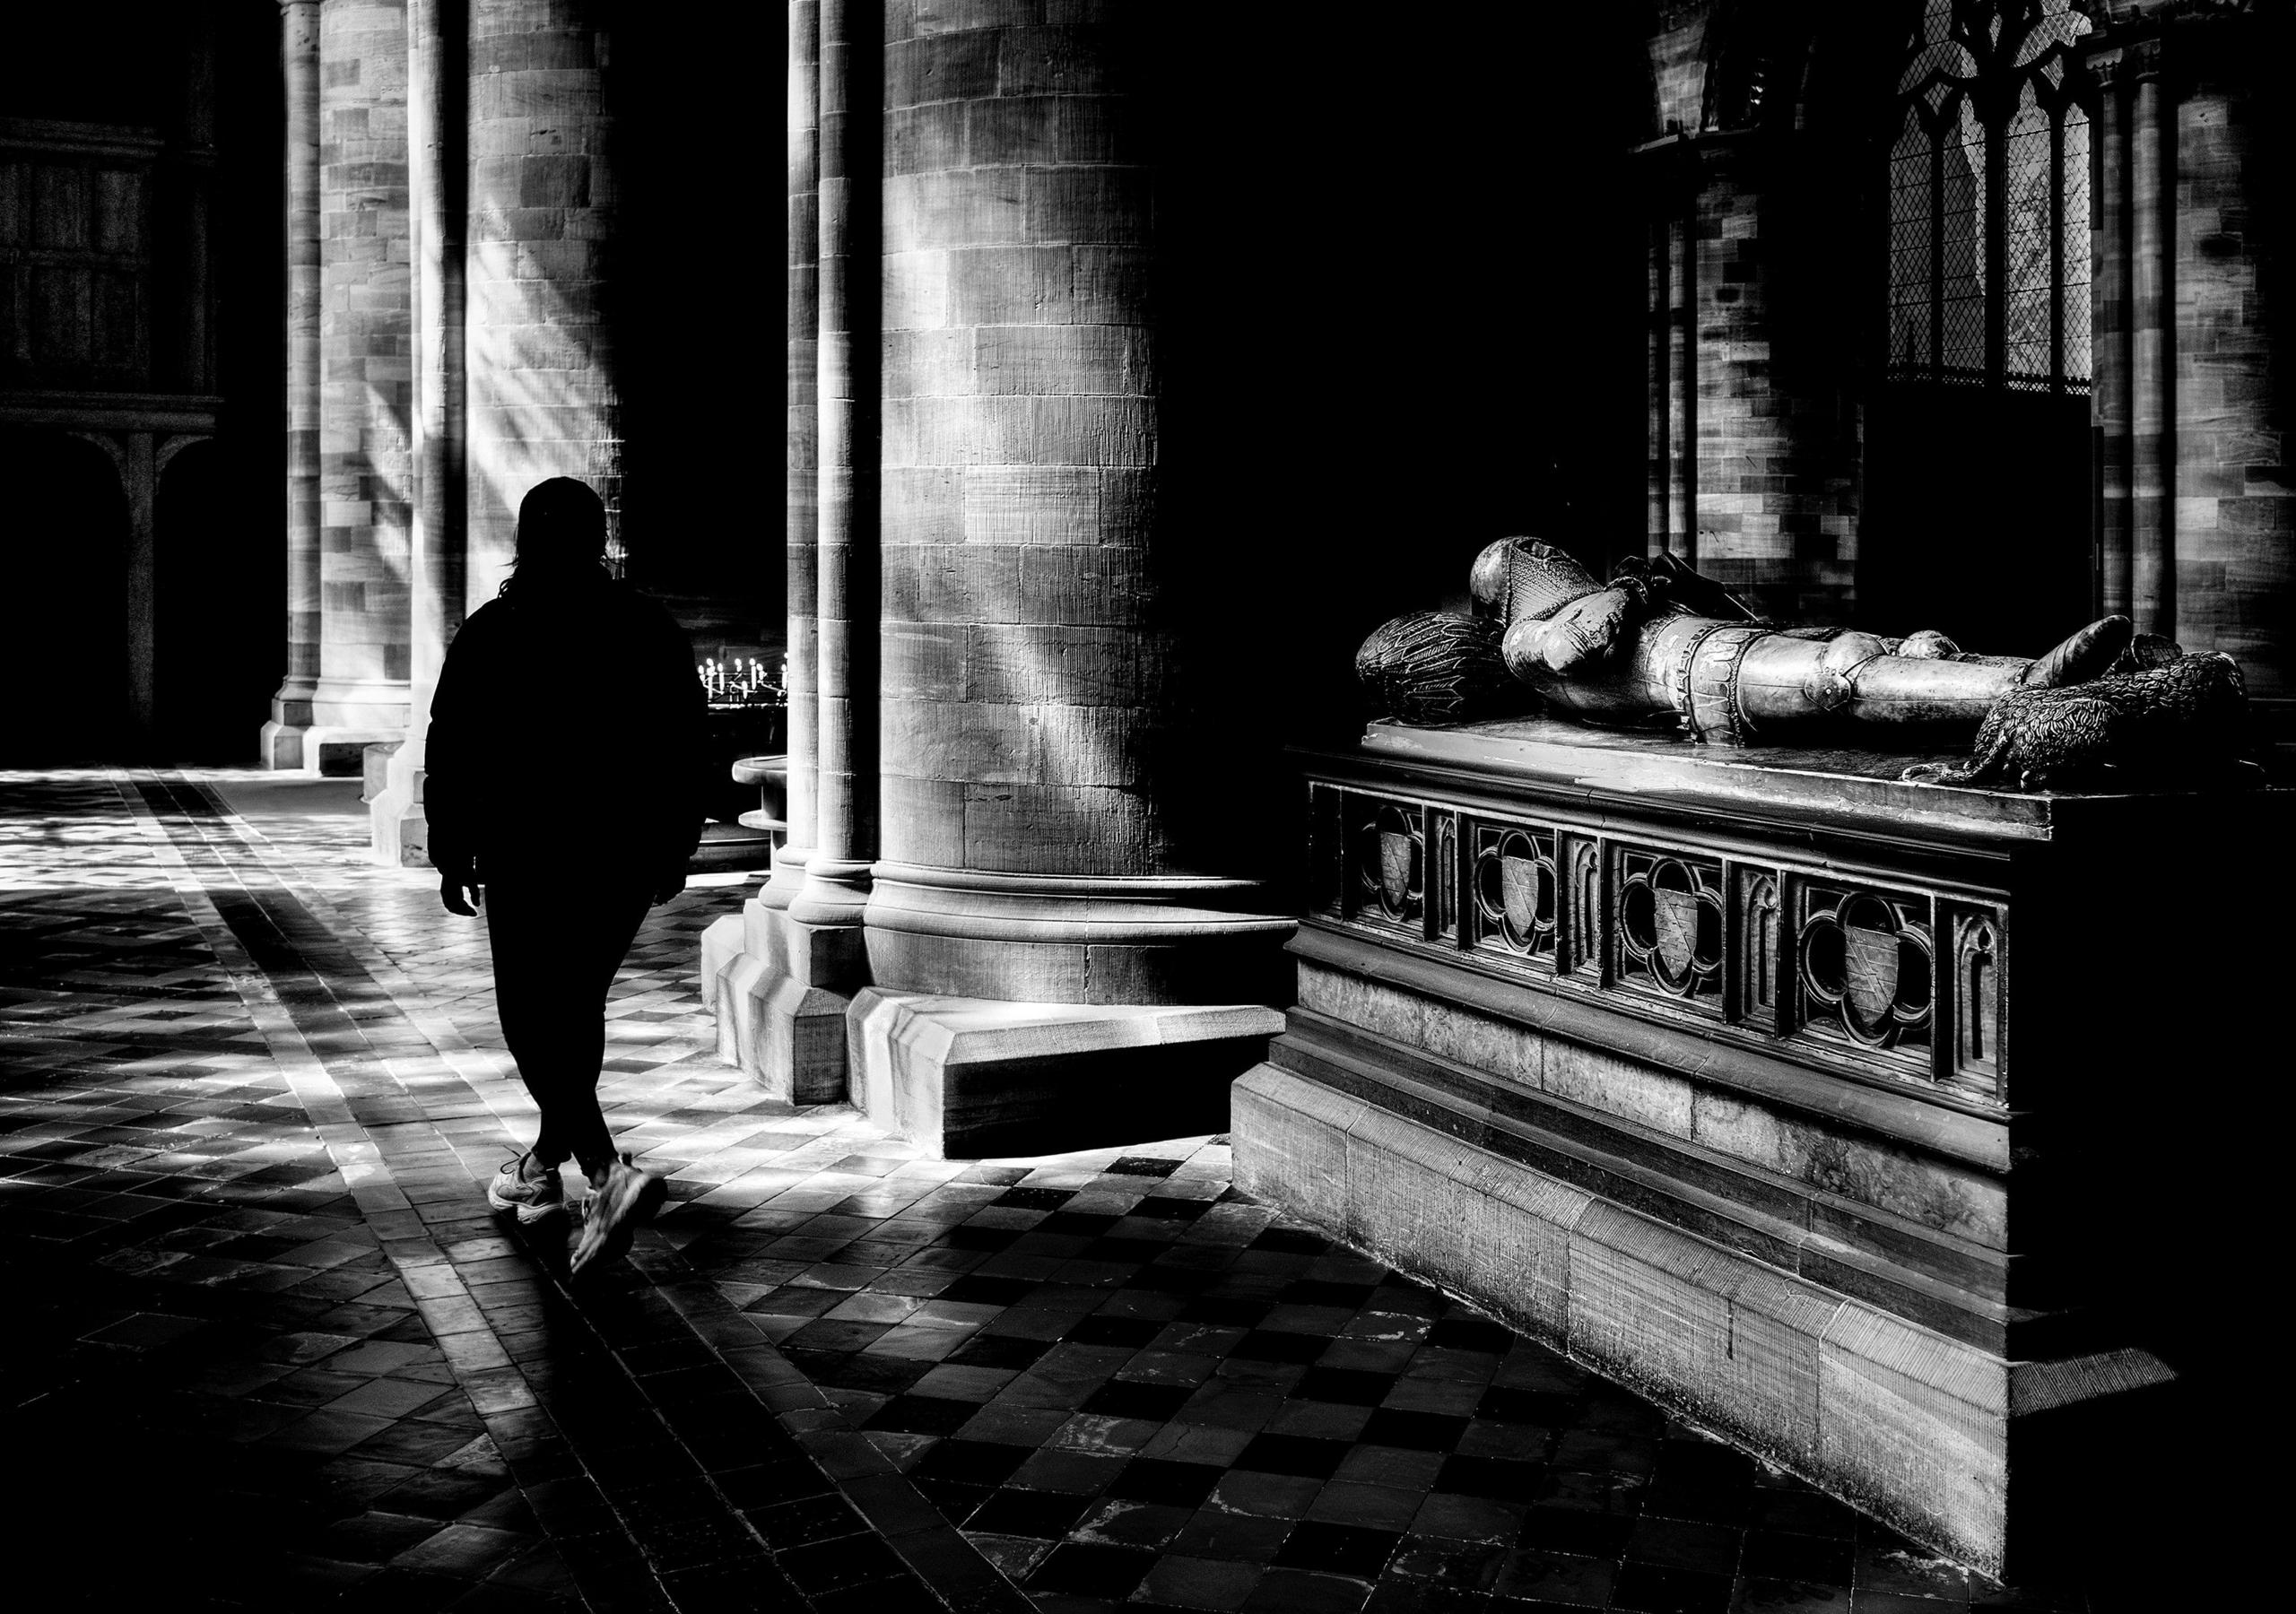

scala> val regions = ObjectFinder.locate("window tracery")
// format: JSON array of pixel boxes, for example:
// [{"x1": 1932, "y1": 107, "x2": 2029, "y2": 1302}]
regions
[{"x1": 1886, "y1": 0, "x2": 2092, "y2": 394}]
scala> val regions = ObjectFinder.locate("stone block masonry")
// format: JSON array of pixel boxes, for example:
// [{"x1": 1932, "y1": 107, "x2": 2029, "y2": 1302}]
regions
[
  {"x1": 311, "y1": 0, "x2": 413, "y2": 747},
  {"x1": 464, "y1": 0, "x2": 621, "y2": 611}
]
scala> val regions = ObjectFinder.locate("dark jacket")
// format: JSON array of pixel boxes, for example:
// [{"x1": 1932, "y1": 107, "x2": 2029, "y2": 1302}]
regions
[{"x1": 425, "y1": 573, "x2": 707, "y2": 881}]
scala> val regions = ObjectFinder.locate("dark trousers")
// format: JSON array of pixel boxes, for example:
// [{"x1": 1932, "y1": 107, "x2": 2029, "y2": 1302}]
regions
[{"x1": 484, "y1": 871, "x2": 654, "y2": 1176}]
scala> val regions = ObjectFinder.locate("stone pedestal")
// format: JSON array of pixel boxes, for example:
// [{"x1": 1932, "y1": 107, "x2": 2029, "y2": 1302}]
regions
[
  {"x1": 849, "y1": 989, "x2": 1281, "y2": 1161},
  {"x1": 1232, "y1": 717, "x2": 2287, "y2": 1580},
  {"x1": 702, "y1": 898, "x2": 864, "y2": 1105},
  {"x1": 369, "y1": 742, "x2": 430, "y2": 864}
]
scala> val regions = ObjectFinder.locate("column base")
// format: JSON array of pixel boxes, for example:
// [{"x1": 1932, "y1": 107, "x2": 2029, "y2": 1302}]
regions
[
  {"x1": 370, "y1": 740, "x2": 429, "y2": 868},
  {"x1": 700, "y1": 898, "x2": 865, "y2": 1104},
  {"x1": 847, "y1": 987, "x2": 1283, "y2": 1159},
  {"x1": 259, "y1": 718, "x2": 307, "y2": 771}
]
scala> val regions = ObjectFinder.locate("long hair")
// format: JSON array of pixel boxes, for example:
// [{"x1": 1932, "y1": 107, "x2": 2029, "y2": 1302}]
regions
[{"x1": 499, "y1": 478, "x2": 611, "y2": 600}]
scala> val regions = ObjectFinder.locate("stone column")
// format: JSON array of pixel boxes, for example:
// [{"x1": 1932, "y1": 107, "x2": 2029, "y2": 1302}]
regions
[
  {"x1": 702, "y1": 0, "x2": 856, "y2": 1104},
  {"x1": 850, "y1": 1, "x2": 1287, "y2": 1158},
  {"x1": 789, "y1": 0, "x2": 877, "y2": 930},
  {"x1": 371, "y1": 0, "x2": 465, "y2": 863},
  {"x1": 261, "y1": 0, "x2": 322, "y2": 769},
  {"x1": 2088, "y1": 6, "x2": 2292, "y2": 695},
  {"x1": 122, "y1": 434, "x2": 158, "y2": 736},
  {"x1": 295, "y1": 0, "x2": 415, "y2": 775},
  {"x1": 465, "y1": 0, "x2": 620, "y2": 613},
  {"x1": 2093, "y1": 52, "x2": 2134, "y2": 618},
  {"x1": 767, "y1": 0, "x2": 822, "y2": 910},
  {"x1": 2127, "y1": 50, "x2": 2174, "y2": 639}
]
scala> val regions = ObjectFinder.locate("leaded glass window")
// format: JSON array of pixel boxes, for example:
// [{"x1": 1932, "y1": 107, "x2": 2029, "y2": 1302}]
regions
[{"x1": 1886, "y1": 0, "x2": 2092, "y2": 394}]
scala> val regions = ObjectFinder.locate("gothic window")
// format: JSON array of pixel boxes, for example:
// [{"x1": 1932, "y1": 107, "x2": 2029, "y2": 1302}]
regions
[{"x1": 1887, "y1": 0, "x2": 2092, "y2": 394}]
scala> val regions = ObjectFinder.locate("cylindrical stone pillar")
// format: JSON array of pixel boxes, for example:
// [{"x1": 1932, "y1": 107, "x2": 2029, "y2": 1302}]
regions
[
  {"x1": 790, "y1": 0, "x2": 875, "y2": 928},
  {"x1": 310, "y1": 0, "x2": 414, "y2": 742},
  {"x1": 766, "y1": 0, "x2": 821, "y2": 910},
  {"x1": 867, "y1": 1, "x2": 1285, "y2": 1005},
  {"x1": 263, "y1": 0, "x2": 322, "y2": 768},
  {"x1": 1666, "y1": 195, "x2": 1695, "y2": 567},
  {"x1": 1647, "y1": 202, "x2": 1670, "y2": 560},
  {"x1": 372, "y1": 0, "x2": 465, "y2": 863},
  {"x1": 2128, "y1": 57, "x2": 2174, "y2": 638},
  {"x1": 405, "y1": 0, "x2": 463, "y2": 691},
  {"x1": 465, "y1": 0, "x2": 621, "y2": 612}
]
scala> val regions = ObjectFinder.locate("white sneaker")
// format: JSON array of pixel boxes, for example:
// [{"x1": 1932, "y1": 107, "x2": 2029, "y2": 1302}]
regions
[{"x1": 569, "y1": 1151, "x2": 666, "y2": 1275}]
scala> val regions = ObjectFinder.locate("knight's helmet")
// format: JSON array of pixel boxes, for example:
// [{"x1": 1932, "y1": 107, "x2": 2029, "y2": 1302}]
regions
[{"x1": 1469, "y1": 538, "x2": 1605, "y2": 625}]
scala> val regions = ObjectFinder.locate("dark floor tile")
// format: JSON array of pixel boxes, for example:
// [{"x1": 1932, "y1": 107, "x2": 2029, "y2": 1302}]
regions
[
  {"x1": 1625, "y1": 1515, "x2": 1741, "y2": 1575},
  {"x1": 808, "y1": 1570, "x2": 944, "y2": 1614},
  {"x1": 910, "y1": 1476, "x2": 992, "y2": 1525},
  {"x1": 1734, "y1": 1577, "x2": 1854, "y2": 1613},
  {"x1": 1387, "y1": 1535, "x2": 1507, "y2": 1591},
  {"x1": 310, "y1": 1510, "x2": 447, "y2": 1563},
  {"x1": 939, "y1": 1273, "x2": 1037, "y2": 1306},
  {"x1": 1235, "y1": 1433, "x2": 1351, "y2": 1480},
  {"x1": 946, "y1": 1333, "x2": 1053, "y2": 1371},
  {"x1": 989, "y1": 1188, "x2": 1074, "y2": 1211},
  {"x1": 968, "y1": 1486, "x2": 1095, "y2": 1540},
  {"x1": 1231, "y1": 1330, "x2": 1331, "y2": 1366},
  {"x1": 1068, "y1": 1315, "x2": 1164, "y2": 1348},
  {"x1": 1275, "y1": 1520, "x2": 1404, "y2": 1577},
  {"x1": 1179, "y1": 1297, "x2": 1274, "y2": 1329},
  {"x1": 1081, "y1": 1378, "x2": 1196, "y2": 1421},
  {"x1": 1128, "y1": 1197, "x2": 1212, "y2": 1223},
  {"x1": 1477, "y1": 1386, "x2": 1578, "y2": 1427},
  {"x1": 1106, "y1": 1157, "x2": 1184, "y2": 1178},
  {"x1": 1518, "y1": 1503, "x2": 1634, "y2": 1558},
  {"x1": 1028, "y1": 1540, "x2": 1157, "y2": 1598},
  {"x1": 1211, "y1": 1470, "x2": 1325, "y2": 1521},
  {"x1": 747, "y1": 1492, "x2": 867, "y2": 1549},
  {"x1": 1611, "y1": 1559, "x2": 1735, "y2": 1614},
  {"x1": 1424, "y1": 1317, "x2": 1513, "y2": 1354},
  {"x1": 1742, "y1": 1528, "x2": 1854, "y2": 1585},
  {"x1": 1360, "y1": 1409, "x2": 1470, "y2": 1453},
  {"x1": 1494, "y1": 1545, "x2": 1619, "y2": 1605},
  {"x1": 1430, "y1": 1454, "x2": 1544, "y2": 1500},
  {"x1": 1248, "y1": 1228, "x2": 1329, "y2": 1255},
  {"x1": 912, "y1": 1438, "x2": 1031, "y2": 1488},
  {"x1": 862, "y1": 1393, "x2": 981, "y2": 1436},
  {"x1": 1293, "y1": 1367, "x2": 1397, "y2": 1408},
  {"x1": 1106, "y1": 1456, "x2": 1226, "y2": 1507},
  {"x1": 1241, "y1": 1566, "x2": 1372, "y2": 1612},
  {"x1": 776, "y1": 1531, "x2": 906, "y2": 1594},
  {"x1": 1037, "y1": 1210, "x2": 1122, "y2": 1237}
]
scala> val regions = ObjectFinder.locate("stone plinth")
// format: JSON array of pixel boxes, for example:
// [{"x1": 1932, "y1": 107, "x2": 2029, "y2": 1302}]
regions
[
  {"x1": 1233, "y1": 716, "x2": 2287, "y2": 1580},
  {"x1": 850, "y1": 989, "x2": 1281, "y2": 1161},
  {"x1": 702, "y1": 896, "x2": 865, "y2": 1106}
]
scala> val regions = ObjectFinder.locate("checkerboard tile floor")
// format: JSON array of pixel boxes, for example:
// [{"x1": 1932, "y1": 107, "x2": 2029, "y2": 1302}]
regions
[{"x1": 0, "y1": 768, "x2": 2088, "y2": 1613}]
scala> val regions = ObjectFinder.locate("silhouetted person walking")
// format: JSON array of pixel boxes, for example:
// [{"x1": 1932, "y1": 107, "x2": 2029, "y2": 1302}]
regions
[{"x1": 426, "y1": 478, "x2": 705, "y2": 1273}]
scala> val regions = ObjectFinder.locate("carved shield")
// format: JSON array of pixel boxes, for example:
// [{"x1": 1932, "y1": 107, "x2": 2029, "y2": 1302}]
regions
[
  {"x1": 1379, "y1": 831, "x2": 1414, "y2": 910},
  {"x1": 1653, "y1": 888, "x2": 1700, "y2": 976},
  {"x1": 1844, "y1": 924, "x2": 1900, "y2": 1026},
  {"x1": 1500, "y1": 855, "x2": 1536, "y2": 934}
]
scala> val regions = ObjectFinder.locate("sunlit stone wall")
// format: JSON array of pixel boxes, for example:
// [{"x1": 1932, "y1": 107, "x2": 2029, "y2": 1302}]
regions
[{"x1": 464, "y1": 0, "x2": 620, "y2": 612}]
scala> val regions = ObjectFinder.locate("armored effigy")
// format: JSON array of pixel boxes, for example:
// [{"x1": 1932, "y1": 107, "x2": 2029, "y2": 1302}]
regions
[{"x1": 1357, "y1": 538, "x2": 2250, "y2": 788}]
